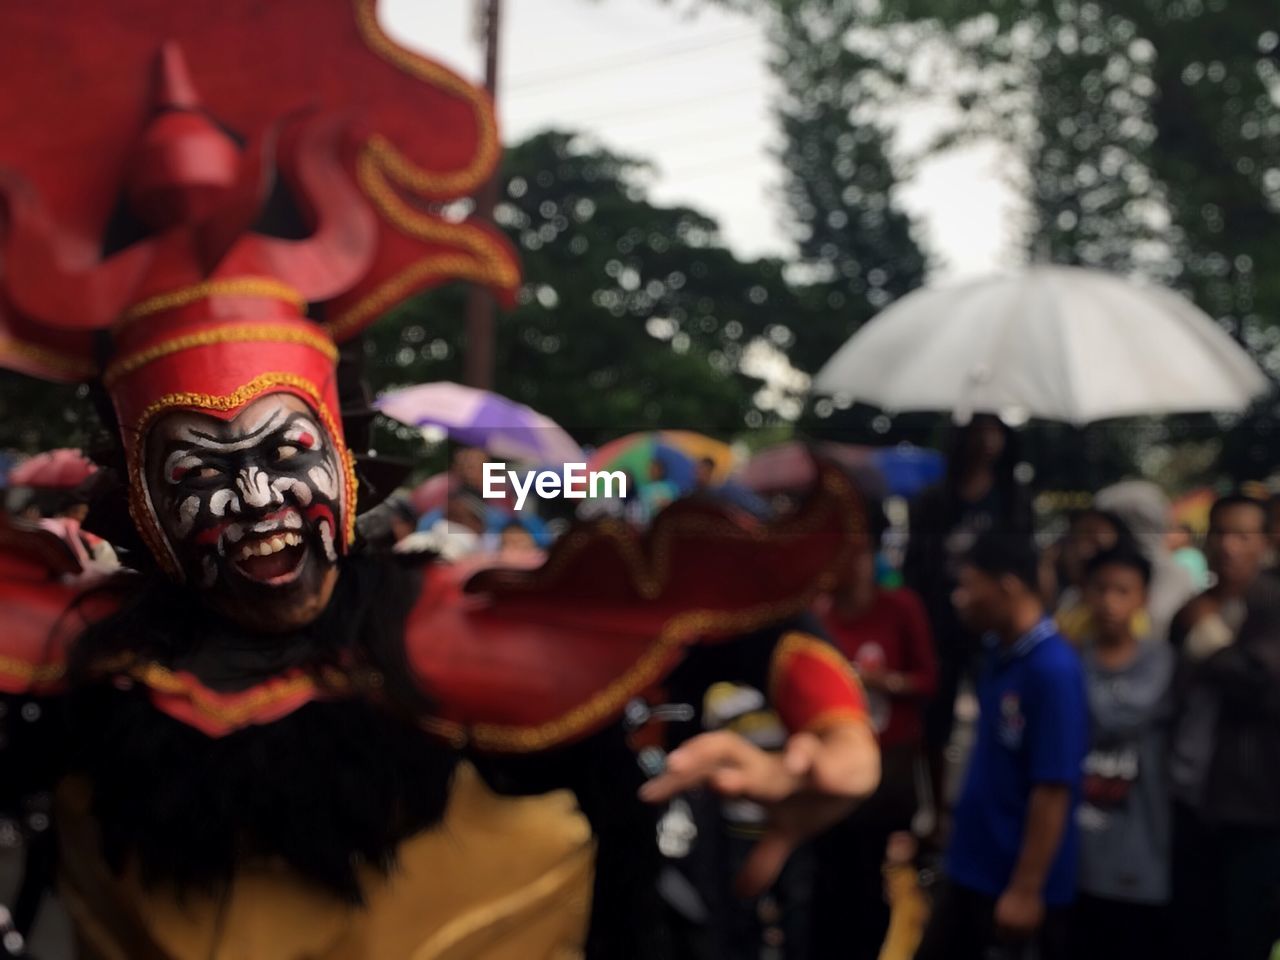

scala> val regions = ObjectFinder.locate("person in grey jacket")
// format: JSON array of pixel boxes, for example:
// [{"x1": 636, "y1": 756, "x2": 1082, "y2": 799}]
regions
[{"x1": 1071, "y1": 544, "x2": 1174, "y2": 959}]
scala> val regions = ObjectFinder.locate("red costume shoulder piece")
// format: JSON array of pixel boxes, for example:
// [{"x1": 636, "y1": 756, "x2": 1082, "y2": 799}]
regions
[
  {"x1": 406, "y1": 461, "x2": 870, "y2": 752},
  {"x1": 0, "y1": 517, "x2": 125, "y2": 696}
]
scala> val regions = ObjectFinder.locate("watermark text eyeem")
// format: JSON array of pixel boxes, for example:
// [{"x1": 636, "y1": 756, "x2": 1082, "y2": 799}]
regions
[{"x1": 483, "y1": 462, "x2": 627, "y2": 511}]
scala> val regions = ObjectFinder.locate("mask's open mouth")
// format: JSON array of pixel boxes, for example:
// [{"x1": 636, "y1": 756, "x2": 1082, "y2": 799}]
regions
[{"x1": 229, "y1": 530, "x2": 308, "y2": 585}]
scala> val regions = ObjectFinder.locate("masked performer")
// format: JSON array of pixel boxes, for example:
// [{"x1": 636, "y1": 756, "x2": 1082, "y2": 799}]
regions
[{"x1": 0, "y1": 3, "x2": 878, "y2": 958}]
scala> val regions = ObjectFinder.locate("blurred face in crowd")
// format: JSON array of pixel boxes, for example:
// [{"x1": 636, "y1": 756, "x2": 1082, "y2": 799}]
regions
[
  {"x1": 1206, "y1": 501, "x2": 1268, "y2": 594},
  {"x1": 836, "y1": 541, "x2": 877, "y2": 600},
  {"x1": 952, "y1": 563, "x2": 1012, "y2": 635},
  {"x1": 62, "y1": 501, "x2": 90, "y2": 523},
  {"x1": 500, "y1": 523, "x2": 536, "y2": 553},
  {"x1": 695, "y1": 457, "x2": 717, "y2": 489},
  {"x1": 444, "y1": 495, "x2": 486, "y2": 535},
  {"x1": 144, "y1": 393, "x2": 343, "y2": 633},
  {"x1": 453, "y1": 447, "x2": 488, "y2": 490},
  {"x1": 963, "y1": 415, "x2": 1007, "y2": 469},
  {"x1": 1084, "y1": 562, "x2": 1147, "y2": 644},
  {"x1": 1063, "y1": 511, "x2": 1121, "y2": 586}
]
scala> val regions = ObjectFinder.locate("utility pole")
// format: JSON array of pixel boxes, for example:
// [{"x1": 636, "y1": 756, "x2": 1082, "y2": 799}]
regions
[{"x1": 464, "y1": 0, "x2": 502, "y2": 389}]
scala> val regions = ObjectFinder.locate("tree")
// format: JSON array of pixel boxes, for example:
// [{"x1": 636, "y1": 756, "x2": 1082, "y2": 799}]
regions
[
  {"x1": 769, "y1": 0, "x2": 928, "y2": 306},
  {"x1": 0, "y1": 374, "x2": 101, "y2": 453},
  {"x1": 366, "y1": 130, "x2": 846, "y2": 443},
  {"x1": 731, "y1": 0, "x2": 1280, "y2": 482},
  {"x1": 744, "y1": 0, "x2": 930, "y2": 438}
]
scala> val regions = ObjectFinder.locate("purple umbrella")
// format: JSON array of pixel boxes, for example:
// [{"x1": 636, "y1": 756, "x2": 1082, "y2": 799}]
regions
[{"x1": 374, "y1": 382, "x2": 583, "y2": 466}]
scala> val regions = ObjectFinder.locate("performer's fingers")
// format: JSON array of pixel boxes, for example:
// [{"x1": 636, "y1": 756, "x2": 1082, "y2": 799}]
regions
[
  {"x1": 782, "y1": 730, "x2": 821, "y2": 779},
  {"x1": 732, "y1": 830, "x2": 796, "y2": 899},
  {"x1": 666, "y1": 731, "x2": 750, "y2": 770},
  {"x1": 638, "y1": 732, "x2": 749, "y2": 802},
  {"x1": 708, "y1": 767, "x2": 750, "y2": 797}
]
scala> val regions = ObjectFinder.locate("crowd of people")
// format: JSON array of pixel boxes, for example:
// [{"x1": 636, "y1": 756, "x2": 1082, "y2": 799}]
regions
[
  {"x1": 838, "y1": 416, "x2": 1280, "y2": 960},
  {"x1": 347, "y1": 414, "x2": 1278, "y2": 959},
  {"x1": 5, "y1": 415, "x2": 1280, "y2": 960}
]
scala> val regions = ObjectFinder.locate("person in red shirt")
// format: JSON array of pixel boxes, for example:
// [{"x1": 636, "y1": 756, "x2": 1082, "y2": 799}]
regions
[{"x1": 811, "y1": 499, "x2": 939, "y2": 959}]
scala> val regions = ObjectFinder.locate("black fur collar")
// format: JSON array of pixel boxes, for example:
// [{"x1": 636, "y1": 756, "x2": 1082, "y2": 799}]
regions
[{"x1": 65, "y1": 555, "x2": 457, "y2": 903}]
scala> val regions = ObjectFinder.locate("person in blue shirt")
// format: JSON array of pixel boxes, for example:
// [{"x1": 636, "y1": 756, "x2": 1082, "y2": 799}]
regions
[{"x1": 916, "y1": 532, "x2": 1088, "y2": 960}]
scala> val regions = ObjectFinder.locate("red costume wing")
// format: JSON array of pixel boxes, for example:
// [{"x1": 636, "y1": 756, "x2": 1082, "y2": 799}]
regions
[
  {"x1": 406, "y1": 462, "x2": 871, "y2": 753},
  {"x1": 0, "y1": 517, "x2": 123, "y2": 695}
]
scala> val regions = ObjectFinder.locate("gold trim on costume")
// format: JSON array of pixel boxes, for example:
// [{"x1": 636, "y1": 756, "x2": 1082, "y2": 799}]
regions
[
  {"x1": 103, "y1": 324, "x2": 338, "y2": 387},
  {"x1": 410, "y1": 849, "x2": 592, "y2": 960},
  {"x1": 768, "y1": 631, "x2": 861, "y2": 706},
  {"x1": 352, "y1": 0, "x2": 499, "y2": 197},
  {"x1": 0, "y1": 335, "x2": 95, "y2": 380},
  {"x1": 464, "y1": 605, "x2": 812, "y2": 753},
  {"x1": 0, "y1": 653, "x2": 67, "y2": 689},
  {"x1": 325, "y1": 147, "x2": 519, "y2": 341},
  {"x1": 120, "y1": 278, "x2": 305, "y2": 324},
  {"x1": 801, "y1": 706, "x2": 873, "y2": 734},
  {"x1": 481, "y1": 470, "x2": 861, "y2": 603},
  {"x1": 459, "y1": 470, "x2": 865, "y2": 752},
  {"x1": 130, "y1": 662, "x2": 337, "y2": 729}
]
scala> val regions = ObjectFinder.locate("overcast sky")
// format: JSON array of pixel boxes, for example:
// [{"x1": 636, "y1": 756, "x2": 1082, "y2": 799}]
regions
[{"x1": 381, "y1": 0, "x2": 1025, "y2": 282}]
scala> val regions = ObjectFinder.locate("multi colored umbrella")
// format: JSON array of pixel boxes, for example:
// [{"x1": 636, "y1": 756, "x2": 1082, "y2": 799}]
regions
[
  {"x1": 734, "y1": 441, "x2": 944, "y2": 500},
  {"x1": 585, "y1": 433, "x2": 700, "y2": 493},
  {"x1": 375, "y1": 382, "x2": 583, "y2": 467},
  {"x1": 656, "y1": 431, "x2": 735, "y2": 482},
  {"x1": 9, "y1": 448, "x2": 98, "y2": 489}
]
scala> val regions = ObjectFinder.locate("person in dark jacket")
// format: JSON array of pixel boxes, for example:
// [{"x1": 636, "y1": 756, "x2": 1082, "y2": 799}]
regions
[
  {"x1": 1168, "y1": 493, "x2": 1280, "y2": 960},
  {"x1": 902, "y1": 413, "x2": 1032, "y2": 827}
]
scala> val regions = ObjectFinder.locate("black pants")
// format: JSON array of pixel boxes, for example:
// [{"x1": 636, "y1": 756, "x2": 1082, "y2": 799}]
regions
[
  {"x1": 914, "y1": 880, "x2": 1070, "y2": 960},
  {"x1": 1171, "y1": 803, "x2": 1280, "y2": 960},
  {"x1": 811, "y1": 745, "x2": 920, "y2": 960},
  {"x1": 1069, "y1": 893, "x2": 1169, "y2": 960}
]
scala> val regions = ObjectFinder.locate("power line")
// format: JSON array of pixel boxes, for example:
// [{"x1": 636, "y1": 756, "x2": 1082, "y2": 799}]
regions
[
  {"x1": 621, "y1": 118, "x2": 773, "y2": 152},
  {"x1": 658, "y1": 150, "x2": 778, "y2": 181},
  {"x1": 504, "y1": 31, "x2": 758, "y2": 95},
  {"x1": 528, "y1": 84, "x2": 763, "y2": 130}
]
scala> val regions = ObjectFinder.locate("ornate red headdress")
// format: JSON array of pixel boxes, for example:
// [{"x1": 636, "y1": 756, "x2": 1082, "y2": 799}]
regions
[{"x1": 0, "y1": 0, "x2": 520, "y2": 575}]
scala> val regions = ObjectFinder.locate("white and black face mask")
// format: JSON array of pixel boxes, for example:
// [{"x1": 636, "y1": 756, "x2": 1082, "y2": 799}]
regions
[{"x1": 144, "y1": 392, "x2": 345, "y2": 632}]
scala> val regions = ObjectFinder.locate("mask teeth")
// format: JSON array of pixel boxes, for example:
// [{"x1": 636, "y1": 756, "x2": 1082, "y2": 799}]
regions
[{"x1": 318, "y1": 518, "x2": 338, "y2": 563}]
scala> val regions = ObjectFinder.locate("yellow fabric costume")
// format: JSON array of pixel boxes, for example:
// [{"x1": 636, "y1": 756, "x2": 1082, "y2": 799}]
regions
[{"x1": 58, "y1": 765, "x2": 594, "y2": 960}]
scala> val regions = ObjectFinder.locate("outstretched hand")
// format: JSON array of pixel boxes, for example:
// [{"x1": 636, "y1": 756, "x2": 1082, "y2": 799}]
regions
[{"x1": 639, "y1": 723, "x2": 879, "y2": 897}]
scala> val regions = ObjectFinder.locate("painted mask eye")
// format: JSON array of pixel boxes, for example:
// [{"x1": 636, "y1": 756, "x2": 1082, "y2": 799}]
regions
[
  {"x1": 275, "y1": 444, "x2": 300, "y2": 462},
  {"x1": 191, "y1": 465, "x2": 222, "y2": 481}
]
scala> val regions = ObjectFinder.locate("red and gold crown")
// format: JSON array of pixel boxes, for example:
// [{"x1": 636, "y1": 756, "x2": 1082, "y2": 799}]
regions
[{"x1": 0, "y1": 0, "x2": 520, "y2": 576}]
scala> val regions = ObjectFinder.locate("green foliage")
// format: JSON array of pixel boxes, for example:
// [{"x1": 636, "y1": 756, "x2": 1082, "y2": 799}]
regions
[
  {"x1": 768, "y1": 0, "x2": 928, "y2": 302},
  {"x1": 730, "y1": 0, "x2": 1280, "y2": 483},
  {"x1": 366, "y1": 132, "x2": 771, "y2": 443},
  {"x1": 0, "y1": 373, "x2": 101, "y2": 452},
  {"x1": 365, "y1": 129, "x2": 913, "y2": 444}
]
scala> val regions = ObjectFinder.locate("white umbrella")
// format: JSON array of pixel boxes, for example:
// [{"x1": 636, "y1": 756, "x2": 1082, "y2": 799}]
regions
[{"x1": 813, "y1": 266, "x2": 1270, "y2": 424}]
